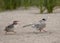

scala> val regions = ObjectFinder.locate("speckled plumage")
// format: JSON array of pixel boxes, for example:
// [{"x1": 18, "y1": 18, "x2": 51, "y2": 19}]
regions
[
  {"x1": 4, "y1": 21, "x2": 18, "y2": 32},
  {"x1": 5, "y1": 24, "x2": 14, "y2": 32}
]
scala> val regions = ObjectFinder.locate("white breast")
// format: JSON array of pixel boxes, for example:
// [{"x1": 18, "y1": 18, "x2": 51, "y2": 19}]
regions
[{"x1": 14, "y1": 25, "x2": 18, "y2": 28}]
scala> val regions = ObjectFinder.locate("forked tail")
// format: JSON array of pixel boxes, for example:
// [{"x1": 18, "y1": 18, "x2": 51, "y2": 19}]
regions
[{"x1": 23, "y1": 24, "x2": 34, "y2": 28}]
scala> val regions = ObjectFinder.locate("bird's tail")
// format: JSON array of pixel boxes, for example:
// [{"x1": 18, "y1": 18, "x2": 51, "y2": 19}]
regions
[{"x1": 23, "y1": 24, "x2": 34, "y2": 28}]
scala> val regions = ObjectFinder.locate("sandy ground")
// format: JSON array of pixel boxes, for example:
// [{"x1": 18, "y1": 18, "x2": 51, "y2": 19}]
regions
[{"x1": 0, "y1": 7, "x2": 60, "y2": 43}]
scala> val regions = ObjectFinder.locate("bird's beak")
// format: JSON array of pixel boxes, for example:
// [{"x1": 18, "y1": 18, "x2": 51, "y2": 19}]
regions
[
  {"x1": 17, "y1": 21, "x2": 20, "y2": 23},
  {"x1": 16, "y1": 21, "x2": 20, "y2": 22}
]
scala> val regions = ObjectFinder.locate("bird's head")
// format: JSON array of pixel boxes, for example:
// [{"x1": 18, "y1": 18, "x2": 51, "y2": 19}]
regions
[
  {"x1": 42, "y1": 18, "x2": 46, "y2": 21},
  {"x1": 13, "y1": 21, "x2": 19, "y2": 25}
]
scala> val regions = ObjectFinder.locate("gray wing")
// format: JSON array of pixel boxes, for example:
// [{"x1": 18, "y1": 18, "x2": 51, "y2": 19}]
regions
[{"x1": 33, "y1": 23, "x2": 46, "y2": 29}]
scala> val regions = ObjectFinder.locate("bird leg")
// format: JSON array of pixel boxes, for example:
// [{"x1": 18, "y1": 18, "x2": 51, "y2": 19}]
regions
[
  {"x1": 5, "y1": 31, "x2": 8, "y2": 35},
  {"x1": 39, "y1": 28, "x2": 47, "y2": 32},
  {"x1": 43, "y1": 29, "x2": 47, "y2": 32},
  {"x1": 39, "y1": 29, "x2": 42, "y2": 32},
  {"x1": 12, "y1": 30, "x2": 16, "y2": 33}
]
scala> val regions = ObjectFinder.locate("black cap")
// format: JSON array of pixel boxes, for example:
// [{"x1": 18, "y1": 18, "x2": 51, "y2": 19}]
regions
[
  {"x1": 42, "y1": 18, "x2": 46, "y2": 21},
  {"x1": 13, "y1": 21, "x2": 19, "y2": 23}
]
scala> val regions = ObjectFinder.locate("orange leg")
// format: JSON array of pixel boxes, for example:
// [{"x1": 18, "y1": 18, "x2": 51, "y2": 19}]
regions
[
  {"x1": 5, "y1": 31, "x2": 8, "y2": 35},
  {"x1": 12, "y1": 30, "x2": 16, "y2": 33},
  {"x1": 39, "y1": 28, "x2": 42, "y2": 32},
  {"x1": 39, "y1": 28, "x2": 47, "y2": 32},
  {"x1": 43, "y1": 29, "x2": 47, "y2": 32}
]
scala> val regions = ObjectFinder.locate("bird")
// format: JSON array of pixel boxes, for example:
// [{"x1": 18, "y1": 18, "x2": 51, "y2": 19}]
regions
[
  {"x1": 23, "y1": 18, "x2": 47, "y2": 32},
  {"x1": 4, "y1": 21, "x2": 19, "y2": 34}
]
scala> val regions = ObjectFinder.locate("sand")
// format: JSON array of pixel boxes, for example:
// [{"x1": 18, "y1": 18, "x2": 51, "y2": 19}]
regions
[{"x1": 0, "y1": 7, "x2": 60, "y2": 43}]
